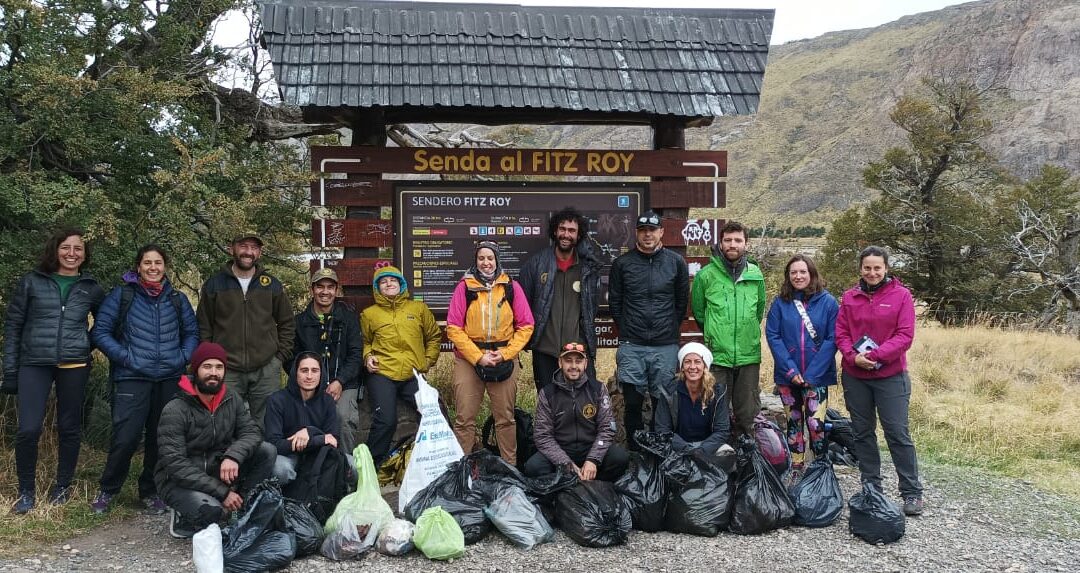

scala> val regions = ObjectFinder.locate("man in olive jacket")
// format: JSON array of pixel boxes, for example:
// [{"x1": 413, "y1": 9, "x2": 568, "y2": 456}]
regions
[
  {"x1": 155, "y1": 342, "x2": 276, "y2": 537},
  {"x1": 197, "y1": 232, "x2": 295, "y2": 429},
  {"x1": 690, "y1": 221, "x2": 767, "y2": 436}
]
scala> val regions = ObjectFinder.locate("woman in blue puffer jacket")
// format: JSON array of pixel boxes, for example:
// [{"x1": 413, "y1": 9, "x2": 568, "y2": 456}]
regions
[
  {"x1": 89, "y1": 244, "x2": 199, "y2": 514},
  {"x1": 764, "y1": 254, "x2": 839, "y2": 479}
]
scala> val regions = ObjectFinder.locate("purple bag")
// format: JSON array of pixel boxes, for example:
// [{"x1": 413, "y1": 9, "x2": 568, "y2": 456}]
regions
[{"x1": 753, "y1": 414, "x2": 790, "y2": 476}]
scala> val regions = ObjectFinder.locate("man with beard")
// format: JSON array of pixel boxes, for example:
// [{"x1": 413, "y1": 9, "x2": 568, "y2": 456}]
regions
[
  {"x1": 608, "y1": 210, "x2": 689, "y2": 450},
  {"x1": 691, "y1": 221, "x2": 766, "y2": 437},
  {"x1": 197, "y1": 232, "x2": 295, "y2": 429},
  {"x1": 519, "y1": 208, "x2": 602, "y2": 390},
  {"x1": 155, "y1": 342, "x2": 276, "y2": 538},
  {"x1": 291, "y1": 268, "x2": 363, "y2": 453},
  {"x1": 525, "y1": 342, "x2": 627, "y2": 481}
]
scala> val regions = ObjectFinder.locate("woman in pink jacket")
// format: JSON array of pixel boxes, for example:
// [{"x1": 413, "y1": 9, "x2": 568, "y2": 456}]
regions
[{"x1": 835, "y1": 246, "x2": 923, "y2": 516}]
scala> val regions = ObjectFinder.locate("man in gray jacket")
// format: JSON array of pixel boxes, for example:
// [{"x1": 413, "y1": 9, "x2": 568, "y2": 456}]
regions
[
  {"x1": 519, "y1": 207, "x2": 602, "y2": 390},
  {"x1": 155, "y1": 342, "x2": 276, "y2": 538},
  {"x1": 524, "y1": 341, "x2": 628, "y2": 482}
]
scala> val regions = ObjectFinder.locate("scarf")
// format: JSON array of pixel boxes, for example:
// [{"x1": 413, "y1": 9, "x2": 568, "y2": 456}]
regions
[
  {"x1": 140, "y1": 279, "x2": 163, "y2": 297},
  {"x1": 859, "y1": 275, "x2": 892, "y2": 294}
]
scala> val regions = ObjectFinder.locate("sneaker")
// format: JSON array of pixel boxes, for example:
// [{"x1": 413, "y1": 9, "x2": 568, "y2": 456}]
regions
[
  {"x1": 48, "y1": 484, "x2": 71, "y2": 505},
  {"x1": 141, "y1": 495, "x2": 167, "y2": 515},
  {"x1": 168, "y1": 509, "x2": 197, "y2": 539},
  {"x1": 90, "y1": 491, "x2": 115, "y2": 514},
  {"x1": 717, "y1": 444, "x2": 735, "y2": 456},
  {"x1": 903, "y1": 496, "x2": 924, "y2": 516},
  {"x1": 12, "y1": 490, "x2": 35, "y2": 515}
]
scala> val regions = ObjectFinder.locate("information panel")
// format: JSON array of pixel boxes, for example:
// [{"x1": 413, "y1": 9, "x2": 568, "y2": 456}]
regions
[{"x1": 397, "y1": 183, "x2": 645, "y2": 311}]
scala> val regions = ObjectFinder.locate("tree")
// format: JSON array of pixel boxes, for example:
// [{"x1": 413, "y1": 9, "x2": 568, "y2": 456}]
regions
[
  {"x1": 829, "y1": 77, "x2": 1009, "y2": 322},
  {"x1": 999, "y1": 165, "x2": 1080, "y2": 333},
  {"x1": 0, "y1": 0, "x2": 331, "y2": 312}
]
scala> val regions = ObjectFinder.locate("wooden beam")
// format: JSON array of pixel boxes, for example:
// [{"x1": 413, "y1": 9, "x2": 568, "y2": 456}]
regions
[
  {"x1": 309, "y1": 258, "x2": 389, "y2": 287},
  {"x1": 310, "y1": 176, "x2": 391, "y2": 206},
  {"x1": 312, "y1": 146, "x2": 727, "y2": 178},
  {"x1": 650, "y1": 181, "x2": 727, "y2": 209},
  {"x1": 312, "y1": 219, "x2": 394, "y2": 248}
]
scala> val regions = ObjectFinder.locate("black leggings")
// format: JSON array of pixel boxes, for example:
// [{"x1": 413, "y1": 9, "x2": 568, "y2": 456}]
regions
[{"x1": 15, "y1": 365, "x2": 90, "y2": 492}]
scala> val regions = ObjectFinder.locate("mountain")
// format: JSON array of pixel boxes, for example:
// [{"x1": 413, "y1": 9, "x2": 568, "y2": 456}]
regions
[{"x1": 484, "y1": 0, "x2": 1080, "y2": 227}]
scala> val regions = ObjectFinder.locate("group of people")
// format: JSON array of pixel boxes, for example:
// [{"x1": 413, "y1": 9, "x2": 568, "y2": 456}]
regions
[{"x1": 1, "y1": 209, "x2": 924, "y2": 533}]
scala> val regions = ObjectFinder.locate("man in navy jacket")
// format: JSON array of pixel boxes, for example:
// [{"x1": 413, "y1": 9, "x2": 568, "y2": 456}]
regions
[{"x1": 264, "y1": 351, "x2": 342, "y2": 484}]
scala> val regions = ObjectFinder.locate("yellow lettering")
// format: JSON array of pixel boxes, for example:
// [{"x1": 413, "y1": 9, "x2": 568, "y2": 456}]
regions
[
  {"x1": 601, "y1": 152, "x2": 621, "y2": 173},
  {"x1": 500, "y1": 154, "x2": 516, "y2": 172},
  {"x1": 619, "y1": 152, "x2": 634, "y2": 172},
  {"x1": 562, "y1": 151, "x2": 578, "y2": 173},
  {"x1": 477, "y1": 155, "x2": 491, "y2": 172},
  {"x1": 414, "y1": 149, "x2": 429, "y2": 171},
  {"x1": 586, "y1": 152, "x2": 602, "y2": 173},
  {"x1": 531, "y1": 152, "x2": 545, "y2": 172}
]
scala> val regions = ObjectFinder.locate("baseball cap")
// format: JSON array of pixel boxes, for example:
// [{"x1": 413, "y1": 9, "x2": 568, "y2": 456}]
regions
[
  {"x1": 310, "y1": 267, "x2": 339, "y2": 285},
  {"x1": 559, "y1": 341, "x2": 587, "y2": 358},
  {"x1": 636, "y1": 210, "x2": 661, "y2": 229},
  {"x1": 232, "y1": 231, "x2": 264, "y2": 246}
]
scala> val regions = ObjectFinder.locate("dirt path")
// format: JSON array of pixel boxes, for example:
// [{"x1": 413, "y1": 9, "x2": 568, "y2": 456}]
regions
[{"x1": 3, "y1": 460, "x2": 1078, "y2": 573}]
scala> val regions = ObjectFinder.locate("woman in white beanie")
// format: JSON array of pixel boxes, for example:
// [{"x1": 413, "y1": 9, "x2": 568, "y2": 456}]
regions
[{"x1": 654, "y1": 341, "x2": 731, "y2": 453}]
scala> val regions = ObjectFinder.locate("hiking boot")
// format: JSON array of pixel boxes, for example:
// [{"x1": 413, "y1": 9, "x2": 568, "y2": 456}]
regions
[
  {"x1": 903, "y1": 496, "x2": 925, "y2": 516},
  {"x1": 168, "y1": 509, "x2": 197, "y2": 539},
  {"x1": 12, "y1": 490, "x2": 35, "y2": 515},
  {"x1": 90, "y1": 491, "x2": 115, "y2": 514},
  {"x1": 48, "y1": 484, "x2": 72, "y2": 505},
  {"x1": 141, "y1": 495, "x2": 167, "y2": 515}
]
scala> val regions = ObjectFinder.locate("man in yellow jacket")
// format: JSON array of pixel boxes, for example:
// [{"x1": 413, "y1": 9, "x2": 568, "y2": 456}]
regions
[{"x1": 360, "y1": 266, "x2": 441, "y2": 464}]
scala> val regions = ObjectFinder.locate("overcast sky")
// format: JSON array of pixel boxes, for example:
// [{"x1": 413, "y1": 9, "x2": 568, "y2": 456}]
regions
[{"x1": 352, "y1": 0, "x2": 974, "y2": 45}]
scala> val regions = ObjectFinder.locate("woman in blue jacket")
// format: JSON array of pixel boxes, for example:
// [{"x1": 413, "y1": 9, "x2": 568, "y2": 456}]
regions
[
  {"x1": 89, "y1": 244, "x2": 199, "y2": 514},
  {"x1": 765, "y1": 254, "x2": 839, "y2": 477}
]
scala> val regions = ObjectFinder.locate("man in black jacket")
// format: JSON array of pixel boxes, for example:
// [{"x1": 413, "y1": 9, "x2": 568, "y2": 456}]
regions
[
  {"x1": 155, "y1": 342, "x2": 276, "y2": 538},
  {"x1": 608, "y1": 210, "x2": 690, "y2": 450},
  {"x1": 519, "y1": 208, "x2": 602, "y2": 390},
  {"x1": 291, "y1": 268, "x2": 363, "y2": 453},
  {"x1": 265, "y1": 351, "x2": 341, "y2": 484}
]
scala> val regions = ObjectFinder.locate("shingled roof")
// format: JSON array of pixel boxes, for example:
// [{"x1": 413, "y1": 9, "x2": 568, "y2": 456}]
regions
[{"x1": 259, "y1": 1, "x2": 774, "y2": 126}]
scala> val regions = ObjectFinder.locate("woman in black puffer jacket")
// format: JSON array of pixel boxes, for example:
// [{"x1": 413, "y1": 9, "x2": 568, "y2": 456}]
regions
[
  {"x1": 2, "y1": 228, "x2": 105, "y2": 514},
  {"x1": 89, "y1": 244, "x2": 199, "y2": 514}
]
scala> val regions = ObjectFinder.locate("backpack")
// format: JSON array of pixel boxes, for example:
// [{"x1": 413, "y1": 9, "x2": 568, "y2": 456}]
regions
[
  {"x1": 282, "y1": 444, "x2": 352, "y2": 522},
  {"x1": 114, "y1": 283, "x2": 185, "y2": 339},
  {"x1": 481, "y1": 407, "x2": 535, "y2": 472}
]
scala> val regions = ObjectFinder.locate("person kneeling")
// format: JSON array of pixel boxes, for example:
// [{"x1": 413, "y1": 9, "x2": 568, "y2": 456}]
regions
[
  {"x1": 264, "y1": 351, "x2": 342, "y2": 485},
  {"x1": 155, "y1": 342, "x2": 276, "y2": 538},
  {"x1": 654, "y1": 342, "x2": 733, "y2": 456},
  {"x1": 525, "y1": 342, "x2": 629, "y2": 482}
]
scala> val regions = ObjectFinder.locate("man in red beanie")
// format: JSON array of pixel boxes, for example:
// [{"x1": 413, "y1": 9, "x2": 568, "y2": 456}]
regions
[{"x1": 154, "y1": 342, "x2": 276, "y2": 538}]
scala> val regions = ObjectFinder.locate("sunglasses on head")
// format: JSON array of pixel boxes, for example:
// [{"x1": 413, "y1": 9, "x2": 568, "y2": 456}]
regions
[{"x1": 562, "y1": 342, "x2": 585, "y2": 353}]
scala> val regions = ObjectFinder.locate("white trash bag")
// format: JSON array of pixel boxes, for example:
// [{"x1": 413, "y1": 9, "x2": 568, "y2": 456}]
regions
[
  {"x1": 192, "y1": 523, "x2": 223, "y2": 573},
  {"x1": 398, "y1": 369, "x2": 465, "y2": 512}
]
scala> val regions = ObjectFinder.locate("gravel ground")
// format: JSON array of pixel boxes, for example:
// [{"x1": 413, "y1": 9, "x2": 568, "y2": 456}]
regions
[{"x1": 3, "y1": 460, "x2": 1078, "y2": 573}]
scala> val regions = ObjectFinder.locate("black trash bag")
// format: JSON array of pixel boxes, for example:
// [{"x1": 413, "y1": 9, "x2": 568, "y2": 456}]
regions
[
  {"x1": 222, "y1": 482, "x2": 286, "y2": 564},
  {"x1": 660, "y1": 449, "x2": 732, "y2": 536},
  {"x1": 826, "y1": 409, "x2": 859, "y2": 466},
  {"x1": 614, "y1": 453, "x2": 666, "y2": 532},
  {"x1": 404, "y1": 457, "x2": 492, "y2": 545},
  {"x1": 633, "y1": 430, "x2": 675, "y2": 460},
  {"x1": 790, "y1": 457, "x2": 843, "y2": 527},
  {"x1": 482, "y1": 407, "x2": 536, "y2": 472},
  {"x1": 729, "y1": 438, "x2": 795, "y2": 535},
  {"x1": 554, "y1": 481, "x2": 632, "y2": 548},
  {"x1": 483, "y1": 485, "x2": 555, "y2": 549},
  {"x1": 282, "y1": 499, "x2": 325, "y2": 557},
  {"x1": 520, "y1": 465, "x2": 579, "y2": 506},
  {"x1": 848, "y1": 483, "x2": 905, "y2": 544},
  {"x1": 225, "y1": 531, "x2": 296, "y2": 573}
]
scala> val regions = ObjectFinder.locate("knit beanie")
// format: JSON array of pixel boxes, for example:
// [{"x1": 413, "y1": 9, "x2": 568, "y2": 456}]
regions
[
  {"x1": 372, "y1": 265, "x2": 408, "y2": 293},
  {"x1": 191, "y1": 342, "x2": 228, "y2": 372},
  {"x1": 678, "y1": 342, "x2": 713, "y2": 369}
]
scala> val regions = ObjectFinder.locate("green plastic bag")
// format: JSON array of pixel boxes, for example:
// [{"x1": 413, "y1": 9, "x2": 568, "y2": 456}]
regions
[
  {"x1": 324, "y1": 444, "x2": 395, "y2": 536},
  {"x1": 413, "y1": 507, "x2": 465, "y2": 560}
]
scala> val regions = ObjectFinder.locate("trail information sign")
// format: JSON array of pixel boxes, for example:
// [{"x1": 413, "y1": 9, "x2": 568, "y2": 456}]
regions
[{"x1": 396, "y1": 182, "x2": 645, "y2": 311}]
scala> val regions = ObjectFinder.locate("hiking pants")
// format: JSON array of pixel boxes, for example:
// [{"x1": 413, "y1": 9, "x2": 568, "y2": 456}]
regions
[
  {"x1": 452, "y1": 357, "x2": 518, "y2": 466},
  {"x1": 842, "y1": 371, "x2": 923, "y2": 497},
  {"x1": 365, "y1": 373, "x2": 419, "y2": 465},
  {"x1": 15, "y1": 365, "x2": 90, "y2": 492},
  {"x1": 99, "y1": 378, "x2": 180, "y2": 497},
  {"x1": 711, "y1": 363, "x2": 761, "y2": 437},
  {"x1": 164, "y1": 441, "x2": 276, "y2": 529}
]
